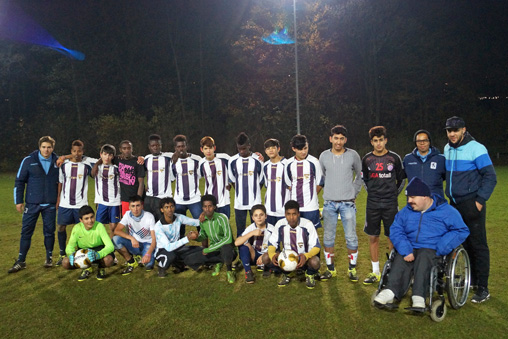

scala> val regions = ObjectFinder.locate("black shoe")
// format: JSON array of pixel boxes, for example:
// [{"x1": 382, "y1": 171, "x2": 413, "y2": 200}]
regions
[
  {"x1": 158, "y1": 267, "x2": 168, "y2": 278},
  {"x1": 78, "y1": 267, "x2": 93, "y2": 281},
  {"x1": 278, "y1": 274, "x2": 291, "y2": 287},
  {"x1": 263, "y1": 269, "x2": 271, "y2": 278},
  {"x1": 145, "y1": 265, "x2": 154, "y2": 272},
  {"x1": 55, "y1": 255, "x2": 66, "y2": 267},
  {"x1": 245, "y1": 271, "x2": 255, "y2": 284},
  {"x1": 96, "y1": 268, "x2": 106, "y2": 280},
  {"x1": 471, "y1": 287, "x2": 490, "y2": 303},
  {"x1": 44, "y1": 258, "x2": 53, "y2": 268},
  {"x1": 8, "y1": 261, "x2": 26, "y2": 273}
]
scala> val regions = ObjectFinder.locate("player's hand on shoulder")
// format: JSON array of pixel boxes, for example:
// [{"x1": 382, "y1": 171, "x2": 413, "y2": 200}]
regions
[
  {"x1": 137, "y1": 156, "x2": 144, "y2": 165},
  {"x1": 198, "y1": 212, "x2": 206, "y2": 222}
]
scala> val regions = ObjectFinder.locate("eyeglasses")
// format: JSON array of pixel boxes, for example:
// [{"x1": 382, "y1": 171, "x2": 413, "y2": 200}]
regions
[{"x1": 416, "y1": 139, "x2": 429, "y2": 144}]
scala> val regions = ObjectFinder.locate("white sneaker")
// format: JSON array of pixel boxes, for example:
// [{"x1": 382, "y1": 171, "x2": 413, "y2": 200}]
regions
[
  {"x1": 412, "y1": 295, "x2": 425, "y2": 308},
  {"x1": 374, "y1": 289, "x2": 395, "y2": 305}
]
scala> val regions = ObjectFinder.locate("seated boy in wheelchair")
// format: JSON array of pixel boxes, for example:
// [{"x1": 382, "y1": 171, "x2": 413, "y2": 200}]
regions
[{"x1": 374, "y1": 177, "x2": 469, "y2": 309}]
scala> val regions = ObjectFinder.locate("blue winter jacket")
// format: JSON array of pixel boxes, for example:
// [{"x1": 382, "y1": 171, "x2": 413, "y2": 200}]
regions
[
  {"x1": 444, "y1": 132, "x2": 497, "y2": 205},
  {"x1": 14, "y1": 150, "x2": 59, "y2": 205},
  {"x1": 403, "y1": 146, "x2": 446, "y2": 197},
  {"x1": 390, "y1": 194, "x2": 470, "y2": 256}
]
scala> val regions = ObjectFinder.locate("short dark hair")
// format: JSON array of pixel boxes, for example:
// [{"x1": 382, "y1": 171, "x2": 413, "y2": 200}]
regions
[
  {"x1": 201, "y1": 194, "x2": 217, "y2": 207},
  {"x1": 251, "y1": 204, "x2": 266, "y2": 215},
  {"x1": 79, "y1": 205, "x2": 95, "y2": 219},
  {"x1": 148, "y1": 134, "x2": 161, "y2": 143},
  {"x1": 331, "y1": 125, "x2": 347, "y2": 137},
  {"x1": 71, "y1": 140, "x2": 84, "y2": 148},
  {"x1": 236, "y1": 132, "x2": 250, "y2": 146},
  {"x1": 159, "y1": 197, "x2": 176, "y2": 210},
  {"x1": 39, "y1": 136, "x2": 55, "y2": 148},
  {"x1": 369, "y1": 126, "x2": 387, "y2": 140},
  {"x1": 120, "y1": 140, "x2": 132, "y2": 147},
  {"x1": 129, "y1": 195, "x2": 143, "y2": 203},
  {"x1": 284, "y1": 200, "x2": 300, "y2": 212},
  {"x1": 173, "y1": 134, "x2": 187, "y2": 144},
  {"x1": 200, "y1": 136, "x2": 215, "y2": 148},
  {"x1": 100, "y1": 144, "x2": 116, "y2": 156},
  {"x1": 264, "y1": 138, "x2": 280, "y2": 149},
  {"x1": 290, "y1": 134, "x2": 308, "y2": 150}
]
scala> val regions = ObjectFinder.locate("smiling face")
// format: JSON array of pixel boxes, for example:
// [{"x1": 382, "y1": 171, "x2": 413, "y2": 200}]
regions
[
  {"x1": 408, "y1": 195, "x2": 432, "y2": 212},
  {"x1": 329, "y1": 133, "x2": 347, "y2": 154},
  {"x1": 39, "y1": 142, "x2": 54, "y2": 159},
  {"x1": 80, "y1": 213, "x2": 95, "y2": 230},
  {"x1": 148, "y1": 140, "x2": 162, "y2": 155},
  {"x1": 415, "y1": 133, "x2": 430, "y2": 155},
  {"x1": 446, "y1": 127, "x2": 466, "y2": 145},
  {"x1": 70, "y1": 145, "x2": 84, "y2": 162},
  {"x1": 370, "y1": 136, "x2": 387, "y2": 155}
]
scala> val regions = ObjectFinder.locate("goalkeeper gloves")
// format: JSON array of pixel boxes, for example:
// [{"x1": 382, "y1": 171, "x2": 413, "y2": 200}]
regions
[
  {"x1": 69, "y1": 254, "x2": 75, "y2": 266},
  {"x1": 87, "y1": 249, "x2": 101, "y2": 262}
]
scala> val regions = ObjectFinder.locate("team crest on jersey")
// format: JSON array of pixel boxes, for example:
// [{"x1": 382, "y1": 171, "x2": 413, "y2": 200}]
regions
[
  {"x1": 298, "y1": 242, "x2": 304, "y2": 248},
  {"x1": 217, "y1": 170, "x2": 222, "y2": 176},
  {"x1": 387, "y1": 163, "x2": 394, "y2": 171},
  {"x1": 248, "y1": 171, "x2": 254, "y2": 176},
  {"x1": 262, "y1": 244, "x2": 267, "y2": 250},
  {"x1": 304, "y1": 174, "x2": 310, "y2": 180},
  {"x1": 78, "y1": 174, "x2": 84, "y2": 179},
  {"x1": 189, "y1": 170, "x2": 194, "y2": 175},
  {"x1": 430, "y1": 162, "x2": 437, "y2": 169},
  {"x1": 276, "y1": 176, "x2": 281, "y2": 182}
]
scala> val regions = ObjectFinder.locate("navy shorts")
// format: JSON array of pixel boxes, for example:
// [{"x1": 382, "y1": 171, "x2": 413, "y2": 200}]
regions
[
  {"x1": 96, "y1": 204, "x2": 121, "y2": 224},
  {"x1": 57, "y1": 207, "x2": 80, "y2": 225},
  {"x1": 300, "y1": 209, "x2": 322, "y2": 229}
]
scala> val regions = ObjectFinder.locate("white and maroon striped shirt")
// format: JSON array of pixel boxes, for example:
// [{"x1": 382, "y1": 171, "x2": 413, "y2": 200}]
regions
[
  {"x1": 171, "y1": 154, "x2": 202, "y2": 205},
  {"x1": 241, "y1": 222, "x2": 275, "y2": 253},
  {"x1": 94, "y1": 163, "x2": 121, "y2": 206},
  {"x1": 59, "y1": 161, "x2": 92, "y2": 208},
  {"x1": 284, "y1": 155, "x2": 323, "y2": 212},
  {"x1": 269, "y1": 217, "x2": 320, "y2": 254},
  {"x1": 144, "y1": 152, "x2": 174, "y2": 198},
  {"x1": 199, "y1": 153, "x2": 230, "y2": 208},
  {"x1": 228, "y1": 154, "x2": 263, "y2": 210},
  {"x1": 262, "y1": 158, "x2": 289, "y2": 217}
]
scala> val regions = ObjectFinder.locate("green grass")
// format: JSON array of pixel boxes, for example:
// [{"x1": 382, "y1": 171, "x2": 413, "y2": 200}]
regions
[{"x1": 1, "y1": 169, "x2": 507, "y2": 338}]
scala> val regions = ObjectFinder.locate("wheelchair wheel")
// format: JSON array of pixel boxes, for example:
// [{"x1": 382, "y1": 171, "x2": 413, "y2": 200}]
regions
[
  {"x1": 446, "y1": 245, "x2": 471, "y2": 309},
  {"x1": 430, "y1": 299, "x2": 447, "y2": 322}
]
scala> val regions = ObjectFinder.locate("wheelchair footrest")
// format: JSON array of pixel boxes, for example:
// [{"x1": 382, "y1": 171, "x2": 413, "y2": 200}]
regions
[
  {"x1": 404, "y1": 306, "x2": 427, "y2": 313},
  {"x1": 374, "y1": 301, "x2": 399, "y2": 310}
]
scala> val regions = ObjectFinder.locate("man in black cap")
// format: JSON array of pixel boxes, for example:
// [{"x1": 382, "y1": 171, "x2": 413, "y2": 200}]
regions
[
  {"x1": 444, "y1": 116, "x2": 497, "y2": 303},
  {"x1": 373, "y1": 177, "x2": 469, "y2": 310},
  {"x1": 403, "y1": 130, "x2": 446, "y2": 197}
]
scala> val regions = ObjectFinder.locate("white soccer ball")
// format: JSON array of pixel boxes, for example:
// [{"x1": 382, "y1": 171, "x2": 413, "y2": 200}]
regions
[
  {"x1": 74, "y1": 249, "x2": 91, "y2": 269},
  {"x1": 278, "y1": 249, "x2": 299, "y2": 272}
]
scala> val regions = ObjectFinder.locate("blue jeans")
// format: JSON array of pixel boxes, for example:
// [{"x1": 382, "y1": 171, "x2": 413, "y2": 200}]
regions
[
  {"x1": 322, "y1": 200, "x2": 358, "y2": 250},
  {"x1": 113, "y1": 236, "x2": 155, "y2": 267}
]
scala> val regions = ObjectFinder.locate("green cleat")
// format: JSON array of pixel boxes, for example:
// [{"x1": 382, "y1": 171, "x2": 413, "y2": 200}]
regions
[
  {"x1": 122, "y1": 261, "x2": 139, "y2": 276},
  {"x1": 55, "y1": 255, "x2": 66, "y2": 267},
  {"x1": 278, "y1": 274, "x2": 291, "y2": 287},
  {"x1": 227, "y1": 271, "x2": 236, "y2": 284},
  {"x1": 319, "y1": 269, "x2": 337, "y2": 281},
  {"x1": 96, "y1": 268, "x2": 106, "y2": 281},
  {"x1": 363, "y1": 272, "x2": 380, "y2": 285},
  {"x1": 306, "y1": 273, "x2": 316, "y2": 289},
  {"x1": 348, "y1": 268, "x2": 359, "y2": 282},
  {"x1": 78, "y1": 267, "x2": 93, "y2": 281},
  {"x1": 212, "y1": 263, "x2": 222, "y2": 277}
]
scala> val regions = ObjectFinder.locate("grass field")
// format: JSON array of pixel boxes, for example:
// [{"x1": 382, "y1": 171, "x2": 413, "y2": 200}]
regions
[{"x1": 1, "y1": 169, "x2": 507, "y2": 338}]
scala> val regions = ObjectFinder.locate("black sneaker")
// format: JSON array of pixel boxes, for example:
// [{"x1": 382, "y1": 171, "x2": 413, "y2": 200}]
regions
[
  {"x1": 145, "y1": 265, "x2": 154, "y2": 272},
  {"x1": 245, "y1": 271, "x2": 255, "y2": 284},
  {"x1": 278, "y1": 274, "x2": 291, "y2": 287},
  {"x1": 471, "y1": 287, "x2": 490, "y2": 303},
  {"x1": 96, "y1": 268, "x2": 106, "y2": 281},
  {"x1": 78, "y1": 267, "x2": 93, "y2": 281},
  {"x1": 122, "y1": 263, "x2": 137, "y2": 276},
  {"x1": 263, "y1": 269, "x2": 271, "y2": 278},
  {"x1": 55, "y1": 255, "x2": 66, "y2": 267},
  {"x1": 8, "y1": 261, "x2": 26, "y2": 273},
  {"x1": 256, "y1": 265, "x2": 264, "y2": 272},
  {"x1": 306, "y1": 273, "x2": 316, "y2": 289},
  {"x1": 158, "y1": 267, "x2": 167, "y2": 278},
  {"x1": 44, "y1": 258, "x2": 53, "y2": 268}
]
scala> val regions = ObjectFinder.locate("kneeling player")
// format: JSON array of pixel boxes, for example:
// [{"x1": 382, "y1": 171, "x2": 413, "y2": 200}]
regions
[
  {"x1": 154, "y1": 197, "x2": 203, "y2": 278},
  {"x1": 268, "y1": 200, "x2": 321, "y2": 289},
  {"x1": 62, "y1": 205, "x2": 115, "y2": 281},
  {"x1": 234, "y1": 204, "x2": 274, "y2": 283},
  {"x1": 185, "y1": 195, "x2": 237, "y2": 284},
  {"x1": 113, "y1": 195, "x2": 156, "y2": 275}
]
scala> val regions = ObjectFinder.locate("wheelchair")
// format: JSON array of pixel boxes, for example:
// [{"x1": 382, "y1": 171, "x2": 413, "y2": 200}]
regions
[{"x1": 371, "y1": 245, "x2": 471, "y2": 322}]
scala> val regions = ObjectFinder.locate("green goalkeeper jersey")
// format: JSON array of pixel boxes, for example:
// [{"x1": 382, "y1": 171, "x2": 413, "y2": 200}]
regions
[
  {"x1": 65, "y1": 221, "x2": 114, "y2": 258},
  {"x1": 196, "y1": 212, "x2": 233, "y2": 254}
]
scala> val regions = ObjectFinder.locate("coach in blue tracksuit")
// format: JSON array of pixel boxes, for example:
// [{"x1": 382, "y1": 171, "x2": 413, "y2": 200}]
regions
[
  {"x1": 9, "y1": 136, "x2": 59, "y2": 273},
  {"x1": 444, "y1": 116, "x2": 497, "y2": 304},
  {"x1": 403, "y1": 130, "x2": 446, "y2": 197},
  {"x1": 373, "y1": 177, "x2": 469, "y2": 309}
]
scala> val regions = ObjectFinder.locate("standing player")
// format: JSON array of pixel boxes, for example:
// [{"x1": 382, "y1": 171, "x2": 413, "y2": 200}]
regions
[
  {"x1": 61, "y1": 205, "x2": 115, "y2": 281},
  {"x1": 262, "y1": 138, "x2": 288, "y2": 226},
  {"x1": 92, "y1": 144, "x2": 121, "y2": 235},
  {"x1": 268, "y1": 200, "x2": 321, "y2": 289},
  {"x1": 228, "y1": 132, "x2": 263, "y2": 236},
  {"x1": 117, "y1": 140, "x2": 145, "y2": 216},
  {"x1": 234, "y1": 204, "x2": 275, "y2": 283},
  {"x1": 362, "y1": 126, "x2": 406, "y2": 285},
  {"x1": 113, "y1": 195, "x2": 157, "y2": 275},
  {"x1": 55, "y1": 140, "x2": 93, "y2": 266},
  {"x1": 285, "y1": 134, "x2": 323, "y2": 229},
  {"x1": 154, "y1": 197, "x2": 202, "y2": 278},
  {"x1": 443, "y1": 116, "x2": 497, "y2": 303},
  {"x1": 9, "y1": 136, "x2": 59, "y2": 273},
  {"x1": 318, "y1": 125, "x2": 362, "y2": 282},
  {"x1": 199, "y1": 136, "x2": 231, "y2": 218},
  {"x1": 171, "y1": 135, "x2": 202, "y2": 221},
  {"x1": 144, "y1": 134, "x2": 174, "y2": 221}
]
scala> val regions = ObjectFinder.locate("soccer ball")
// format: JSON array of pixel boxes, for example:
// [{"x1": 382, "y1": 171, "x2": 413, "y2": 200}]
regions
[
  {"x1": 278, "y1": 249, "x2": 299, "y2": 272},
  {"x1": 74, "y1": 249, "x2": 91, "y2": 269}
]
